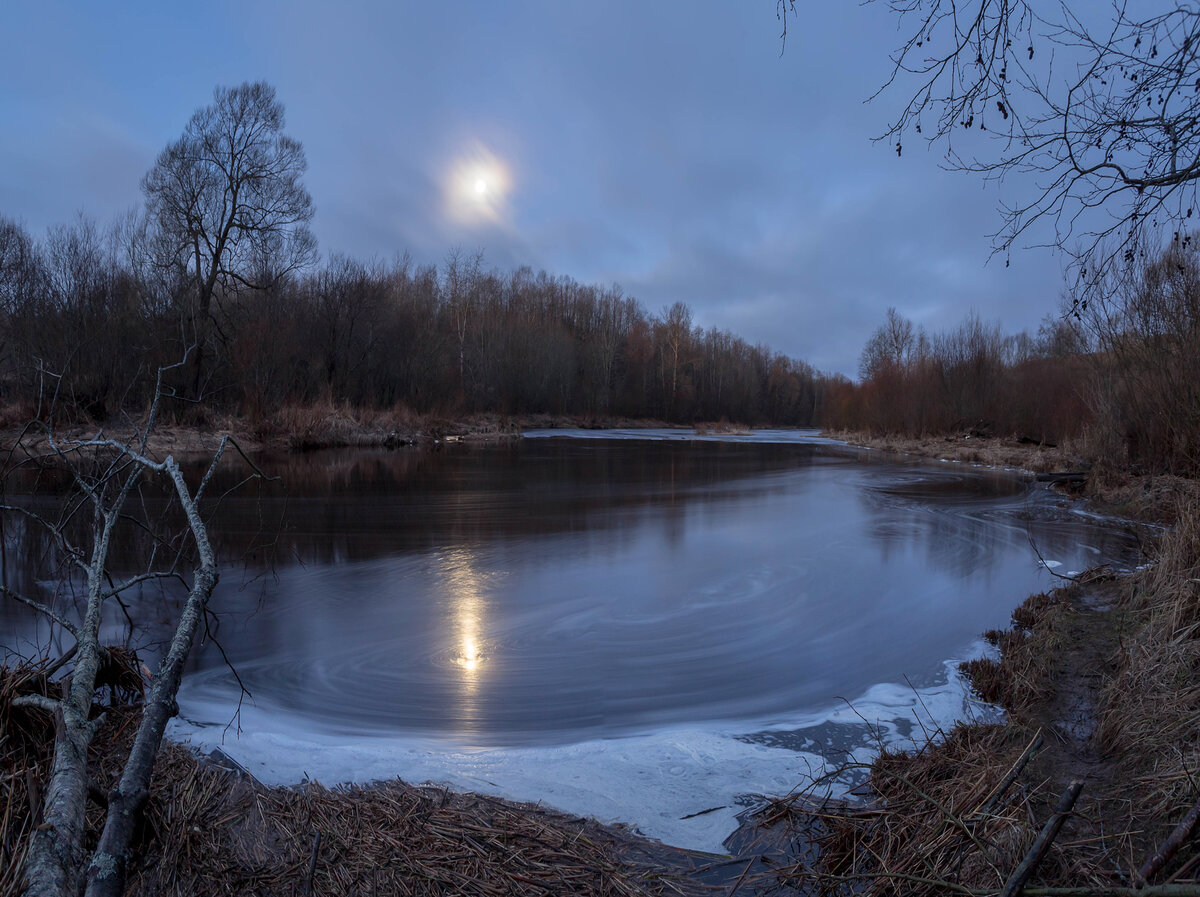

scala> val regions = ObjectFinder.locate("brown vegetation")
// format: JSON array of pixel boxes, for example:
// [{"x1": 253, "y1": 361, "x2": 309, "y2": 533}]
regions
[
  {"x1": 0, "y1": 660, "x2": 724, "y2": 897},
  {"x1": 749, "y1": 500, "x2": 1200, "y2": 895},
  {"x1": 824, "y1": 430, "x2": 1084, "y2": 475},
  {"x1": 828, "y1": 236, "x2": 1200, "y2": 481},
  {"x1": 0, "y1": 213, "x2": 829, "y2": 433}
]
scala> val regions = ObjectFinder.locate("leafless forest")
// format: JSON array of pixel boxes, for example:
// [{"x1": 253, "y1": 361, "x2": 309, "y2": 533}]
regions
[{"x1": 6, "y1": 201, "x2": 1198, "y2": 477}]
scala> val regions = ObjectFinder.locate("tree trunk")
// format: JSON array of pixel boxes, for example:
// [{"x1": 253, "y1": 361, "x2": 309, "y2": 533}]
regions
[
  {"x1": 23, "y1": 708, "x2": 92, "y2": 897},
  {"x1": 23, "y1": 562, "x2": 109, "y2": 897},
  {"x1": 83, "y1": 568, "x2": 217, "y2": 897},
  {"x1": 84, "y1": 458, "x2": 219, "y2": 897}
]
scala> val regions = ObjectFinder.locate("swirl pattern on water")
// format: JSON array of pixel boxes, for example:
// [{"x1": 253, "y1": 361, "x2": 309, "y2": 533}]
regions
[{"x1": 172, "y1": 432, "x2": 1136, "y2": 746}]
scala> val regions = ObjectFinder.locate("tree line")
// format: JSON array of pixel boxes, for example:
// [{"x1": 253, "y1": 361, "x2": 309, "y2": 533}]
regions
[
  {"x1": 3, "y1": 79, "x2": 1195, "y2": 477},
  {"x1": 0, "y1": 212, "x2": 835, "y2": 427},
  {"x1": 827, "y1": 235, "x2": 1200, "y2": 475},
  {"x1": 0, "y1": 81, "x2": 838, "y2": 431}
]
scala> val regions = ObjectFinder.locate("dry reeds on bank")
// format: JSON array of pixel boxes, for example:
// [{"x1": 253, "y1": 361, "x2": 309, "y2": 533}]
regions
[
  {"x1": 756, "y1": 724, "x2": 1062, "y2": 897},
  {"x1": 1, "y1": 659, "x2": 57, "y2": 896},
  {"x1": 754, "y1": 501, "x2": 1200, "y2": 896},
  {"x1": 128, "y1": 747, "x2": 697, "y2": 897},
  {"x1": 0, "y1": 653, "x2": 711, "y2": 897}
]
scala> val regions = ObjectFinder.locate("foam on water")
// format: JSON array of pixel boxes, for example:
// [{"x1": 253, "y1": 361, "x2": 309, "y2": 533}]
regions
[{"x1": 171, "y1": 647, "x2": 992, "y2": 854}]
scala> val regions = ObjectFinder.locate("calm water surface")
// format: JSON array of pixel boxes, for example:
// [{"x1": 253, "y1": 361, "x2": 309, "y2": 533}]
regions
[
  {"x1": 162, "y1": 429, "x2": 1134, "y2": 745},
  {"x1": 0, "y1": 429, "x2": 1140, "y2": 848}
]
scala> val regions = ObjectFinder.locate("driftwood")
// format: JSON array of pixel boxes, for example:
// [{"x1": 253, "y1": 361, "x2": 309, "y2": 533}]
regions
[{"x1": 1000, "y1": 780, "x2": 1084, "y2": 897}]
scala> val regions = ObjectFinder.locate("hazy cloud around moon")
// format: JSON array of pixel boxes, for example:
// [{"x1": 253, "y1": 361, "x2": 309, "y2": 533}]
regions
[{"x1": 0, "y1": 0, "x2": 1068, "y2": 376}]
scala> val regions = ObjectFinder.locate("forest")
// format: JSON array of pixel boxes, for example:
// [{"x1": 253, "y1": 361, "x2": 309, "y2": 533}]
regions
[
  {"x1": 2, "y1": 78, "x2": 1194, "y2": 482},
  {"x1": 7, "y1": 200, "x2": 1198, "y2": 480},
  {"x1": 0, "y1": 213, "x2": 831, "y2": 429},
  {"x1": 825, "y1": 237, "x2": 1200, "y2": 476}
]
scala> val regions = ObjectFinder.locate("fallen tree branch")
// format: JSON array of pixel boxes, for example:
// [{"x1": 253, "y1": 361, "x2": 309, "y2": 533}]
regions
[
  {"x1": 12, "y1": 694, "x2": 61, "y2": 714},
  {"x1": 1000, "y1": 780, "x2": 1084, "y2": 897},
  {"x1": 1139, "y1": 790, "x2": 1200, "y2": 885}
]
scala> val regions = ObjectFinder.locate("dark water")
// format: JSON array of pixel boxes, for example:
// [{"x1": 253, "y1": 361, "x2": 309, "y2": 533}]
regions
[
  {"x1": 1, "y1": 431, "x2": 1137, "y2": 748},
  {"x1": 175, "y1": 430, "x2": 1134, "y2": 746}
]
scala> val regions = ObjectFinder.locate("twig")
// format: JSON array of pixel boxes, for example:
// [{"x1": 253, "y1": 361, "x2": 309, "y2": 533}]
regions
[
  {"x1": 973, "y1": 728, "x2": 1044, "y2": 823},
  {"x1": 1027, "y1": 532, "x2": 1078, "y2": 582},
  {"x1": 303, "y1": 830, "x2": 321, "y2": 896},
  {"x1": 0, "y1": 587, "x2": 80, "y2": 637}
]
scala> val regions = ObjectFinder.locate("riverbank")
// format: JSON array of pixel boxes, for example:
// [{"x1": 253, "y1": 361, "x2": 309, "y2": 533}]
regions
[
  {"x1": 757, "y1": 430, "x2": 1200, "y2": 894},
  {"x1": 0, "y1": 663, "x2": 732, "y2": 896},
  {"x1": 0, "y1": 403, "x2": 681, "y2": 457},
  {"x1": 826, "y1": 428, "x2": 1200, "y2": 524},
  {"x1": 7, "y1": 425, "x2": 1190, "y2": 893}
]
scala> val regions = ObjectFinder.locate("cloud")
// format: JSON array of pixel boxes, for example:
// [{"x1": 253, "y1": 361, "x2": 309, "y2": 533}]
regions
[{"x1": 0, "y1": 0, "x2": 1073, "y2": 377}]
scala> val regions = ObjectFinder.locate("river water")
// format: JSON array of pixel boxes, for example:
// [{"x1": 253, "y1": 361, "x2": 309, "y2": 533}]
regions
[{"x1": 0, "y1": 430, "x2": 1138, "y2": 850}]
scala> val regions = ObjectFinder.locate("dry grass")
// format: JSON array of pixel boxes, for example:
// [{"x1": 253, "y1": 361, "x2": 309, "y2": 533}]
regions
[
  {"x1": 1094, "y1": 498, "x2": 1200, "y2": 851},
  {"x1": 756, "y1": 500, "x2": 1200, "y2": 895},
  {"x1": 693, "y1": 420, "x2": 753, "y2": 436},
  {"x1": 255, "y1": 399, "x2": 429, "y2": 450},
  {"x1": 0, "y1": 654, "x2": 716, "y2": 897},
  {"x1": 0, "y1": 660, "x2": 56, "y2": 897},
  {"x1": 823, "y1": 430, "x2": 1084, "y2": 474},
  {"x1": 1085, "y1": 471, "x2": 1200, "y2": 525},
  {"x1": 830, "y1": 428, "x2": 1200, "y2": 523},
  {"x1": 755, "y1": 723, "x2": 1056, "y2": 896},
  {"x1": 127, "y1": 747, "x2": 699, "y2": 897}
]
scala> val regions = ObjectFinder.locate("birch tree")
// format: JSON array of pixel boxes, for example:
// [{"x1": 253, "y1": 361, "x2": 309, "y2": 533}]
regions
[{"x1": 7, "y1": 358, "x2": 261, "y2": 897}]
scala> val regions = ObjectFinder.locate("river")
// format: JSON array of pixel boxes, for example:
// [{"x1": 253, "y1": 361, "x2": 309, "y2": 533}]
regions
[{"x1": 0, "y1": 430, "x2": 1138, "y2": 851}]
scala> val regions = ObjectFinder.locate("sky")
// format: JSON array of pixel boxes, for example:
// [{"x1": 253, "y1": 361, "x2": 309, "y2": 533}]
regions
[{"x1": 0, "y1": 0, "x2": 1071, "y2": 377}]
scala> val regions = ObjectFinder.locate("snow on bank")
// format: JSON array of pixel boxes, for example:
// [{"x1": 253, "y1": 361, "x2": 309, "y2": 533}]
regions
[{"x1": 171, "y1": 649, "x2": 990, "y2": 854}]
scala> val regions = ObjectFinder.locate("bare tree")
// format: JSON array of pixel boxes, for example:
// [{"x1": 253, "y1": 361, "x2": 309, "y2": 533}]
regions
[
  {"x1": 859, "y1": 306, "x2": 917, "y2": 380},
  {"x1": 780, "y1": 2, "x2": 1200, "y2": 285},
  {"x1": 1075, "y1": 236, "x2": 1200, "y2": 471},
  {"x1": 7, "y1": 357, "x2": 262, "y2": 897},
  {"x1": 143, "y1": 81, "x2": 316, "y2": 390}
]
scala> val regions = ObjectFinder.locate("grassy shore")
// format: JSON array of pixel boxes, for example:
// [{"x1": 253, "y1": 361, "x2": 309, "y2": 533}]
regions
[
  {"x1": 756, "y1": 431, "x2": 1200, "y2": 894},
  {"x1": 0, "y1": 401, "x2": 684, "y2": 457},
  {"x1": 826, "y1": 428, "x2": 1200, "y2": 523}
]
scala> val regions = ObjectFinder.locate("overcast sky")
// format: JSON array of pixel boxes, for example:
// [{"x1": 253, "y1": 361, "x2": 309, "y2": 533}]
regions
[{"x1": 0, "y1": 1, "x2": 1070, "y2": 377}]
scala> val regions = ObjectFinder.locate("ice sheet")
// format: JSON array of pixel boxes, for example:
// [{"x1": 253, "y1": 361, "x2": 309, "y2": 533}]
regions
[{"x1": 171, "y1": 648, "x2": 992, "y2": 854}]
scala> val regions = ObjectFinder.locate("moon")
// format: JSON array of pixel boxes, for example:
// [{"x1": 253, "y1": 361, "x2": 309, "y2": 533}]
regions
[{"x1": 445, "y1": 144, "x2": 512, "y2": 224}]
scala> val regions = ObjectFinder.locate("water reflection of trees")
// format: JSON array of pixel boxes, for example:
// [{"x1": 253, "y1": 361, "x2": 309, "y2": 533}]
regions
[{"x1": 1, "y1": 440, "x2": 831, "y2": 587}]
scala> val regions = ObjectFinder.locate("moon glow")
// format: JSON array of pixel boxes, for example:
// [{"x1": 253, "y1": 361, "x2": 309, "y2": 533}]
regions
[{"x1": 445, "y1": 144, "x2": 512, "y2": 225}]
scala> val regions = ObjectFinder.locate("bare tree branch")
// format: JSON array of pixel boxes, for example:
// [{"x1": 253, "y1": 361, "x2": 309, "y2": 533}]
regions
[
  {"x1": 779, "y1": 1, "x2": 1200, "y2": 289},
  {"x1": 0, "y1": 586, "x2": 80, "y2": 637}
]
